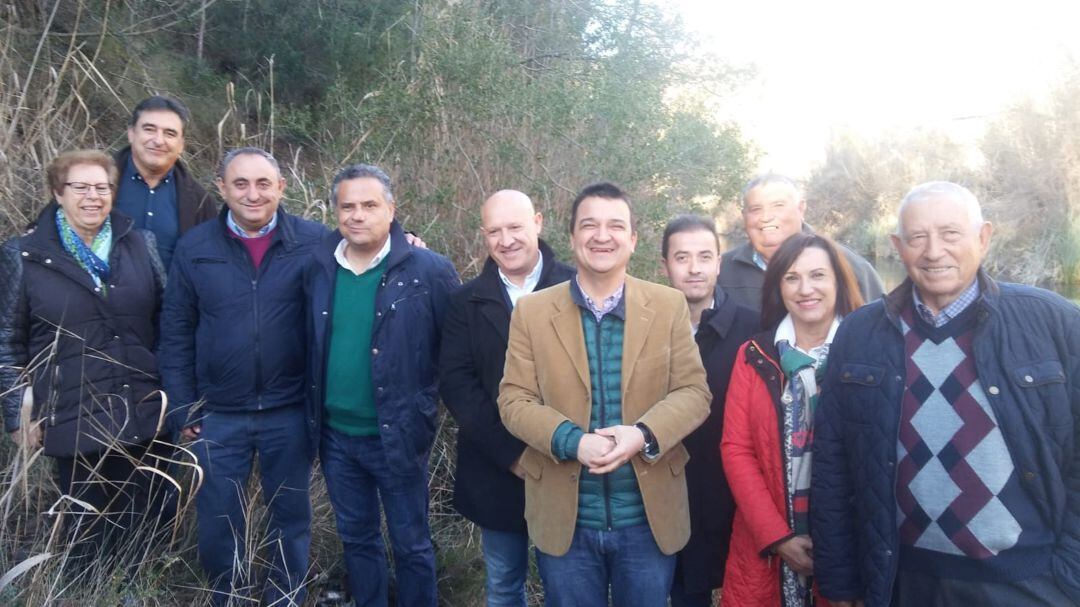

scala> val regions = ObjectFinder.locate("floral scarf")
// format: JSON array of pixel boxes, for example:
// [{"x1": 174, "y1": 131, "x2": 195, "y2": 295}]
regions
[{"x1": 56, "y1": 209, "x2": 112, "y2": 290}]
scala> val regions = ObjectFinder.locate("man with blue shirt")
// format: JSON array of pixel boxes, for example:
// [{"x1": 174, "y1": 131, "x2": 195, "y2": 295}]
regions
[
  {"x1": 304, "y1": 164, "x2": 460, "y2": 607},
  {"x1": 115, "y1": 96, "x2": 216, "y2": 269},
  {"x1": 811, "y1": 182, "x2": 1080, "y2": 606}
]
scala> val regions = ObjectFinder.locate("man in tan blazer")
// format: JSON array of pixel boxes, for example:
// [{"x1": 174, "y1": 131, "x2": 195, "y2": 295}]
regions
[{"x1": 498, "y1": 182, "x2": 711, "y2": 607}]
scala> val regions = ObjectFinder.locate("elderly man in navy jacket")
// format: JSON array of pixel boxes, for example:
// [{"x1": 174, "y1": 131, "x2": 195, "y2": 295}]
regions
[
  {"x1": 160, "y1": 147, "x2": 328, "y2": 605},
  {"x1": 304, "y1": 164, "x2": 459, "y2": 607},
  {"x1": 811, "y1": 182, "x2": 1080, "y2": 606},
  {"x1": 439, "y1": 190, "x2": 574, "y2": 606}
]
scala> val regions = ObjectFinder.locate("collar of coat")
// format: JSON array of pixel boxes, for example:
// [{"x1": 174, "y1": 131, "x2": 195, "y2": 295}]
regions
[
  {"x1": 882, "y1": 269, "x2": 999, "y2": 332},
  {"x1": 315, "y1": 218, "x2": 412, "y2": 274},
  {"x1": 470, "y1": 239, "x2": 569, "y2": 304}
]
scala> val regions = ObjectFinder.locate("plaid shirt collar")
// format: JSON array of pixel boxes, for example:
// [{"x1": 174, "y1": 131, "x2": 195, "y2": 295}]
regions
[
  {"x1": 912, "y1": 280, "x2": 980, "y2": 328},
  {"x1": 570, "y1": 276, "x2": 626, "y2": 322}
]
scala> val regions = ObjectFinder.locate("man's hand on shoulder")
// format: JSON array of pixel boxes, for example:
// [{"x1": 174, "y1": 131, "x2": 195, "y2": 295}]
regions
[
  {"x1": 404, "y1": 231, "x2": 427, "y2": 249},
  {"x1": 587, "y1": 425, "x2": 646, "y2": 474}
]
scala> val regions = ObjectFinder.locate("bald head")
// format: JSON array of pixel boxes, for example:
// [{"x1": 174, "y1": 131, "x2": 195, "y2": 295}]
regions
[
  {"x1": 481, "y1": 189, "x2": 544, "y2": 284},
  {"x1": 483, "y1": 189, "x2": 535, "y2": 219}
]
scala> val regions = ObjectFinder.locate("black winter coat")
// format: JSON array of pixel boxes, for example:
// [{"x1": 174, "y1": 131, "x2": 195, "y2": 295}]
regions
[
  {"x1": 0, "y1": 203, "x2": 166, "y2": 455},
  {"x1": 438, "y1": 241, "x2": 574, "y2": 531},
  {"x1": 675, "y1": 287, "x2": 759, "y2": 594},
  {"x1": 159, "y1": 206, "x2": 329, "y2": 432}
]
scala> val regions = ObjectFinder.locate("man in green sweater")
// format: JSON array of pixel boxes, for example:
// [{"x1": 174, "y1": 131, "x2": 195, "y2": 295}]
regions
[{"x1": 304, "y1": 164, "x2": 460, "y2": 607}]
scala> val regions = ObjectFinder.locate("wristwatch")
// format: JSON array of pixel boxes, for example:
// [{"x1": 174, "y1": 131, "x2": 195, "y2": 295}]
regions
[{"x1": 634, "y1": 422, "x2": 660, "y2": 458}]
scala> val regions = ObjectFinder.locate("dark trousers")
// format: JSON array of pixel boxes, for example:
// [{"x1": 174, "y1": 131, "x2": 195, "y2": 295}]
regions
[
  {"x1": 893, "y1": 567, "x2": 1073, "y2": 607},
  {"x1": 192, "y1": 405, "x2": 312, "y2": 606},
  {"x1": 53, "y1": 439, "x2": 177, "y2": 566},
  {"x1": 320, "y1": 427, "x2": 437, "y2": 607}
]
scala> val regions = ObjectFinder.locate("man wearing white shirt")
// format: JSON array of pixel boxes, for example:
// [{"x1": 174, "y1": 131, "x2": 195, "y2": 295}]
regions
[
  {"x1": 439, "y1": 190, "x2": 575, "y2": 606},
  {"x1": 304, "y1": 164, "x2": 460, "y2": 607}
]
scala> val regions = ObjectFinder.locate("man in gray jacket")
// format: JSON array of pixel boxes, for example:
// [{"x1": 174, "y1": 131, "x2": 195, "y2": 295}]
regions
[{"x1": 719, "y1": 174, "x2": 884, "y2": 310}]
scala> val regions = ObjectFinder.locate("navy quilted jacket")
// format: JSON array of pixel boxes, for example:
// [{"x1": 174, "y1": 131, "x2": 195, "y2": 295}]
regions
[
  {"x1": 811, "y1": 273, "x2": 1080, "y2": 606},
  {"x1": 304, "y1": 221, "x2": 460, "y2": 467}
]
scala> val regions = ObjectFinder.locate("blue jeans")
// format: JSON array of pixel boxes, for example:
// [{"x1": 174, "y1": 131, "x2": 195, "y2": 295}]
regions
[
  {"x1": 480, "y1": 527, "x2": 529, "y2": 607},
  {"x1": 192, "y1": 405, "x2": 312, "y2": 606},
  {"x1": 536, "y1": 524, "x2": 675, "y2": 607},
  {"x1": 320, "y1": 428, "x2": 437, "y2": 607}
]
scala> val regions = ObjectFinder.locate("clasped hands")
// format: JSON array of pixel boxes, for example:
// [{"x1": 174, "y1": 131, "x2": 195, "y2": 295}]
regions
[{"x1": 575, "y1": 425, "x2": 646, "y2": 474}]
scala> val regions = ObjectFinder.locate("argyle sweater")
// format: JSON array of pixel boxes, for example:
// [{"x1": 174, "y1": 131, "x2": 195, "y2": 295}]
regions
[{"x1": 895, "y1": 301, "x2": 1054, "y2": 581}]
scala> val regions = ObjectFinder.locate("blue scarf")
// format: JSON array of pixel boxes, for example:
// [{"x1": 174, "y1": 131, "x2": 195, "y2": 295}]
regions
[{"x1": 55, "y1": 209, "x2": 111, "y2": 288}]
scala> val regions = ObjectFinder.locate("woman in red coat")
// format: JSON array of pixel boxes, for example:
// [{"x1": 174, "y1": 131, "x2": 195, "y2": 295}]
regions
[{"x1": 721, "y1": 234, "x2": 864, "y2": 607}]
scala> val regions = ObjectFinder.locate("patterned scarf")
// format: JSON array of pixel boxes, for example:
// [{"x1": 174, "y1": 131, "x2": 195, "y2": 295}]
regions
[
  {"x1": 56, "y1": 209, "x2": 112, "y2": 289},
  {"x1": 776, "y1": 336, "x2": 829, "y2": 607}
]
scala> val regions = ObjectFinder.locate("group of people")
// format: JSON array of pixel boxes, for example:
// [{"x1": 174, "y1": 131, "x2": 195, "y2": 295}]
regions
[{"x1": 0, "y1": 94, "x2": 1077, "y2": 607}]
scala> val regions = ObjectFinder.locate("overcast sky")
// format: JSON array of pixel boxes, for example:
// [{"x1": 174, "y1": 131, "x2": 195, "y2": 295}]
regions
[{"x1": 672, "y1": 0, "x2": 1080, "y2": 176}]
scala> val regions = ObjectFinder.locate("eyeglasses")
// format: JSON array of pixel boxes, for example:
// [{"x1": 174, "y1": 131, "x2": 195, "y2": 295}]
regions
[{"x1": 64, "y1": 182, "x2": 113, "y2": 196}]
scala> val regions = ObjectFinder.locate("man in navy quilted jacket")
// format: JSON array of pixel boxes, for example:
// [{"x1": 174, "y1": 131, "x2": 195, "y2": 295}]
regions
[
  {"x1": 811, "y1": 181, "x2": 1080, "y2": 607},
  {"x1": 161, "y1": 148, "x2": 329, "y2": 605}
]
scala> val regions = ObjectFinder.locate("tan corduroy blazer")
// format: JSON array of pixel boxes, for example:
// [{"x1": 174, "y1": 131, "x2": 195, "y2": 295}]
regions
[{"x1": 498, "y1": 275, "x2": 711, "y2": 556}]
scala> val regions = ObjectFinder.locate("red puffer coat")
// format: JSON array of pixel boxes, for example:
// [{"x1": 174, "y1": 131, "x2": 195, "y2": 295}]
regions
[{"x1": 721, "y1": 334, "x2": 829, "y2": 607}]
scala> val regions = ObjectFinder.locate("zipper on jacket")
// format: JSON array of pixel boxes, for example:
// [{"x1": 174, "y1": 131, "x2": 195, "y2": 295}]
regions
[
  {"x1": 251, "y1": 277, "x2": 262, "y2": 409},
  {"x1": 593, "y1": 317, "x2": 613, "y2": 531}
]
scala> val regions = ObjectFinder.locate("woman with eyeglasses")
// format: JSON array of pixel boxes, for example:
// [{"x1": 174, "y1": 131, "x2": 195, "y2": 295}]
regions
[
  {"x1": 0, "y1": 149, "x2": 174, "y2": 565},
  {"x1": 720, "y1": 233, "x2": 864, "y2": 607}
]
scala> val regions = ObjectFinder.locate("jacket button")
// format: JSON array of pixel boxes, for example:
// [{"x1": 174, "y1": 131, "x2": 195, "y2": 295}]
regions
[
  {"x1": 895, "y1": 375, "x2": 902, "y2": 382},
  {"x1": 372, "y1": 348, "x2": 379, "y2": 355},
  {"x1": 885, "y1": 550, "x2": 893, "y2": 556},
  {"x1": 113, "y1": 335, "x2": 121, "y2": 340},
  {"x1": 570, "y1": 473, "x2": 578, "y2": 481},
  {"x1": 843, "y1": 372, "x2": 851, "y2": 379},
  {"x1": 382, "y1": 424, "x2": 390, "y2": 430},
  {"x1": 1024, "y1": 374, "x2": 1034, "y2": 383},
  {"x1": 865, "y1": 375, "x2": 874, "y2": 382},
  {"x1": 122, "y1": 384, "x2": 130, "y2": 389},
  {"x1": 94, "y1": 287, "x2": 101, "y2": 292},
  {"x1": 988, "y1": 386, "x2": 1000, "y2": 395},
  {"x1": 109, "y1": 284, "x2": 116, "y2": 289},
  {"x1": 412, "y1": 278, "x2": 419, "y2": 284},
  {"x1": 20, "y1": 251, "x2": 27, "y2": 257},
  {"x1": 757, "y1": 358, "x2": 764, "y2": 365},
  {"x1": 321, "y1": 310, "x2": 328, "y2": 316},
  {"x1": 397, "y1": 281, "x2": 404, "y2": 286},
  {"x1": 44, "y1": 258, "x2": 52, "y2": 264},
  {"x1": 1023, "y1": 471, "x2": 1036, "y2": 481},
  {"x1": 377, "y1": 387, "x2": 384, "y2": 394}
]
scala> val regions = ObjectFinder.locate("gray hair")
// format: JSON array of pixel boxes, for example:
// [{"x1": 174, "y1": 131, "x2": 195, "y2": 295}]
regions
[
  {"x1": 217, "y1": 147, "x2": 281, "y2": 179},
  {"x1": 741, "y1": 173, "x2": 801, "y2": 208},
  {"x1": 896, "y1": 181, "x2": 983, "y2": 234},
  {"x1": 331, "y1": 164, "x2": 394, "y2": 207}
]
